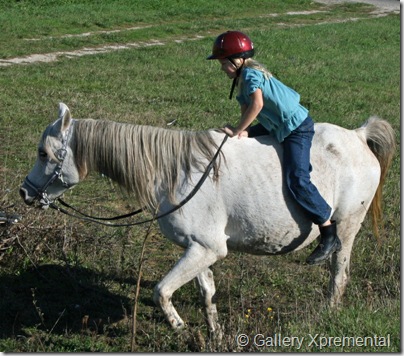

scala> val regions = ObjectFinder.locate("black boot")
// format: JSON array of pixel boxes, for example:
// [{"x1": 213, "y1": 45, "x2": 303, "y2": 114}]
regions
[{"x1": 306, "y1": 221, "x2": 342, "y2": 265}]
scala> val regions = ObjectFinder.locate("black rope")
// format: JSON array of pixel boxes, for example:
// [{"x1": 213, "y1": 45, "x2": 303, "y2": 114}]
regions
[{"x1": 56, "y1": 198, "x2": 145, "y2": 221}]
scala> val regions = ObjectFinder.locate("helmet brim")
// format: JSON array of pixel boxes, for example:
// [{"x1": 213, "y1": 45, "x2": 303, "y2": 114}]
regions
[{"x1": 206, "y1": 49, "x2": 254, "y2": 61}]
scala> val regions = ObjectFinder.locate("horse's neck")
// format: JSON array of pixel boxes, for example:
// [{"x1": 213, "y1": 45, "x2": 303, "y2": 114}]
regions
[{"x1": 75, "y1": 119, "x2": 193, "y2": 209}]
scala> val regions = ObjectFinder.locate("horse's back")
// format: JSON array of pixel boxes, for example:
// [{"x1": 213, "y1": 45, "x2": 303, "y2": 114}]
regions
[
  {"x1": 221, "y1": 123, "x2": 378, "y2": 249},
  {"x1": 160, "y1": 123, "x2": 380, "y2": 256}
]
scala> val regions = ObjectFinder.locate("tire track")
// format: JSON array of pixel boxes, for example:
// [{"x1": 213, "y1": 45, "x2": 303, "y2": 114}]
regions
[{"x1": 0, "y1": 7, "x2": 396, "y2": 67}]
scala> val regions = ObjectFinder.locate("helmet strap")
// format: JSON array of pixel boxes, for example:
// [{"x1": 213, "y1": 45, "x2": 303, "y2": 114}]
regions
[
  {"x1": 228, "y1": 58, "x2": 244, "y2": 100},
  {"x1": 229, "y1": 77, "x2": 238, "y2": 100}
]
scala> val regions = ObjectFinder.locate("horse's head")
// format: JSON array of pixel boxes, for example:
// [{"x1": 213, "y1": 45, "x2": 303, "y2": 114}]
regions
[{"x1": 20, "y1": 103, "x2": 80, "y2": 209}]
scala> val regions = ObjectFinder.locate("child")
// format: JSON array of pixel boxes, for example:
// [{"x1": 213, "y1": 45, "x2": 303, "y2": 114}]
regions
[{"x1": 207, "y1": 31, "x2": 341, "y2": 265}]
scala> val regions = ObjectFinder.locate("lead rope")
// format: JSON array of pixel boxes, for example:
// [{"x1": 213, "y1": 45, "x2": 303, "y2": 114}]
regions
[{"x1": 50, "y1": 134, "x2": 229, "y2": 227}]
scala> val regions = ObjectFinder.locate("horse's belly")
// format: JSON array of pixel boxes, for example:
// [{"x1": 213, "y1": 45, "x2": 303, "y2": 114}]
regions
[{"x1": 225, "y1": 218, "x2": 317, "y2": 255}]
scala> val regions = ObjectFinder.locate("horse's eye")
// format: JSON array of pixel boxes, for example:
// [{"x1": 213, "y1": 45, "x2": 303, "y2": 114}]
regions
[{"x1": 38, "y1": 149, "x2": 47, "y2": 159}]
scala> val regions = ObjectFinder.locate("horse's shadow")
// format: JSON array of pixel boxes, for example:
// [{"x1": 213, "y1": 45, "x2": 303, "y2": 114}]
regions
[{"x1": 0, "y1": 264, "x2": 155, "y2": 338}]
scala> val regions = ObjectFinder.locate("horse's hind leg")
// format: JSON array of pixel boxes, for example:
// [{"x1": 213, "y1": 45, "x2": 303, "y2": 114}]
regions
[
  {"x1": 153, "y1": 240, "x2": 225, "y2": 332},
  {"x1": 196, "y1": 268, "x2": 222, "y2": 339},
  {"x1": 328, "y1": 222, "x2": 360, "y2": 307}
]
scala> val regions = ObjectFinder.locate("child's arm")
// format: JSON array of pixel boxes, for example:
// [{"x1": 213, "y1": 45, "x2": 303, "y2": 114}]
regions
[{"x1": 223, "y1": 89, "x2": 263, "y2": 138}]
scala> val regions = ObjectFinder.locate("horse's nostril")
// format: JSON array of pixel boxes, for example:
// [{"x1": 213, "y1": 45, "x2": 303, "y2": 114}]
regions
[{"x1": 19, "y1": 187, "x2": 33, "y2": 205}]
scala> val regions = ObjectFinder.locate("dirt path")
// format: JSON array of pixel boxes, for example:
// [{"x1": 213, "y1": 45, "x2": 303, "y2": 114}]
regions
[
  {"x1": 0, "y1": 3, "x2": 399, "y2": 67},
  {"x1": 315, "y1": 0, "x2": 400, "y2": 14}
]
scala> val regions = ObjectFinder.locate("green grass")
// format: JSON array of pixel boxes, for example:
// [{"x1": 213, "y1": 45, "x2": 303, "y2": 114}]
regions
[
  {"x1": 0, "y1": 1, "x2": 374, "y2": 58},
  {"x1": 0, "y1": 0, "x2": 400, "y2": 352}
]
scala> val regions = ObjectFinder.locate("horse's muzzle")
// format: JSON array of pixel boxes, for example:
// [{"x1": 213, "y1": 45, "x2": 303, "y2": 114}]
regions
[
  {"x1": 19, "y1": 186, "x2": 50, "y2": 209},
  {"x1": 19, "y1": 186, "x2": 34, "y2": 205}
]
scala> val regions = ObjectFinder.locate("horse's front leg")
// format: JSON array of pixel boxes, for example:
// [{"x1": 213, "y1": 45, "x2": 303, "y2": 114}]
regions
[
  {"x1": 153, "y1": 240, "x2": 226, "y2": 331},
  {"x1": 196, "y1": 268, "x2": 222, "y2": 339}
]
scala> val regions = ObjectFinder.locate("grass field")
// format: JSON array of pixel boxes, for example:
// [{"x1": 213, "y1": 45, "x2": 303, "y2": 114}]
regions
[{"x1": 0, "y1": 0, "x2": 400, "y2": 352}]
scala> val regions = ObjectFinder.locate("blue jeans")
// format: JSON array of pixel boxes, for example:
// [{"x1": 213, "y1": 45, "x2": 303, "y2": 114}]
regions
[{"x1": 249, "y1": 116, "x2": 331, "y2": 225}]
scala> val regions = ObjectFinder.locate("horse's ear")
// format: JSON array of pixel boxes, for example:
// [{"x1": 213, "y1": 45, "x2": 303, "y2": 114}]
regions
[{"x1": 58, "y1": 102, "x2": 72, "y2": 133}]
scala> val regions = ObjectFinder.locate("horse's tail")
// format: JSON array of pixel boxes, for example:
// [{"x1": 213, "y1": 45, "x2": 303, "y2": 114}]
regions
[{"x1": 360, "y1": 117, "x2": 396, "y2": 238}]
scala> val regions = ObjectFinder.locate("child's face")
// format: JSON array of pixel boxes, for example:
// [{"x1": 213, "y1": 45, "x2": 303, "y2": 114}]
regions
[{"x1": 218, "y1": 59, "x2": 238, "y2": 79}]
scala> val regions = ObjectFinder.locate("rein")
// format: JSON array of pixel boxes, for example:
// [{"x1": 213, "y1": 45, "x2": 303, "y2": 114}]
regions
[{"x1": 49, "y1": 134, "x2": 229, "y2": 227}]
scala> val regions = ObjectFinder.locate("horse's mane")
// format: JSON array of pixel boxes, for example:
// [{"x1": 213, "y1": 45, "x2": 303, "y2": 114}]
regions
[{"x1": 72, "y1": 119, "x2": 220, "y2": 210}]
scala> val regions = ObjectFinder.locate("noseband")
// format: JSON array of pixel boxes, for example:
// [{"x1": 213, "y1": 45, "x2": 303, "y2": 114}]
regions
[{"x1": 24, "y1": 120, "x2": 75, "y2": 205}]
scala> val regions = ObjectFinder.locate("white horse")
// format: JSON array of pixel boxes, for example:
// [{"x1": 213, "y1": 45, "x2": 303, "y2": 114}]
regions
[{"x1": 20, "y1": 103, "x2": 395, "y2": 337}]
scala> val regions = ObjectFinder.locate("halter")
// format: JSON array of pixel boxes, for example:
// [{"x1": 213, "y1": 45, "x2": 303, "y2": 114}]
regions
[
  {"x1": 23, "y1": 120, "x2": 75, "y2": 206},
  {"x1": 24, "y1": 117, "x2": 229, "y2": 226},
  {"x1": 31, "y1": 129, "x2": 228, "y2": 226}
]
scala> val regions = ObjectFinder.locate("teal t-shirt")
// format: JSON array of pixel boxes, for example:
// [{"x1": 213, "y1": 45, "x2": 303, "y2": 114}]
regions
[{"x1": 236, "y1": 67, "x2": 308, "y2": 142}]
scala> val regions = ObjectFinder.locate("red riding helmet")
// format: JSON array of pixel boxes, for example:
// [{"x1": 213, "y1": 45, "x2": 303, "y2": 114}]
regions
[{"x1": 207, "y1": 31, "x2": 254, "y2": 60}]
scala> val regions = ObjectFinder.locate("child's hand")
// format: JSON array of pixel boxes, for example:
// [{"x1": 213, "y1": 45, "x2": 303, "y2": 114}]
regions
[
  {"x1": 238, "y1": 130, "x2": 249, "y2": 138},
  {"x1": 222, "y1": 125, "x2": 236, "y2": 136},
  {"x1": 222, "y1": 125, "x2": 248, "y2": 139}
]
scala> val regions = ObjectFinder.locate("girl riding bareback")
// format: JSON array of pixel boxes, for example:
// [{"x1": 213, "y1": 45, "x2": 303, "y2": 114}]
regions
[{"x1": 207, "y1": 30, "x2": 341, "y2": 265}]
